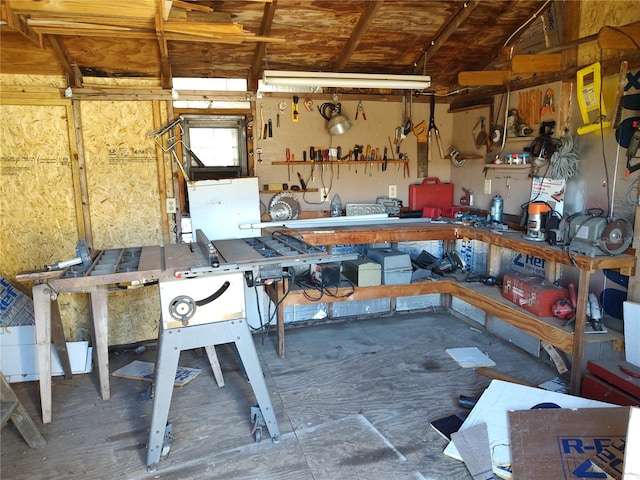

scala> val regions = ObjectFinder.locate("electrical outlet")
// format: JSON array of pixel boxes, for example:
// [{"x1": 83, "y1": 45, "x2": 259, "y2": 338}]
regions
[
  {"x1": 320, "y1": 187, "x2": 329, "y2": 202},
  {"x1": 484, "y1": 179, "x2": 492, "y2": 195},
  {"x1": 166, "y1": 197, "x2": 177, "y2": 214},
  {"x1": 388, "y1": 185, "x2": 397, "y2": 198}
]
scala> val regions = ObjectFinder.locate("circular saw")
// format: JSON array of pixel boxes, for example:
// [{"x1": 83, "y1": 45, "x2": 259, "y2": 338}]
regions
[{"x1": 268, "y1": 192, "x2": 300, "y2": 221}]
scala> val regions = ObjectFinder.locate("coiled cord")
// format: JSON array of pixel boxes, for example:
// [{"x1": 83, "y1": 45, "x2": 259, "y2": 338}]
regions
[{"x1": 550, "y1": 134, "x2": 580, "y2": 180}]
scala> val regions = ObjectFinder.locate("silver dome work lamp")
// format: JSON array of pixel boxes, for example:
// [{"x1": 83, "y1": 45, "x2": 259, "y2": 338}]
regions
[{"x1": 317, "y1": 94, "x2": 352, "y2": 135}]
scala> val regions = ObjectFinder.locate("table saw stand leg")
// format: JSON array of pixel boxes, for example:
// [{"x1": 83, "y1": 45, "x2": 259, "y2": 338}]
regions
[
  {"x1": 146, "y1": 320, "x2": 280, "y2": 473},
  {"x1": 146, "y1": 327, "x2": 181, "y2": 472}
]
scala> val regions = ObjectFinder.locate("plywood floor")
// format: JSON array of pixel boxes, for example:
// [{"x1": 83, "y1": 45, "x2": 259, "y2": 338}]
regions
[{"x1": 1, "y1": 310, "x2": 558, "y2": 480}]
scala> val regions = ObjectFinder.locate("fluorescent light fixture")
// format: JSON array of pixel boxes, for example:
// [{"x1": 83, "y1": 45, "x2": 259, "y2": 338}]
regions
[{"x1": 262, "y1": 70, "x2": 431, "y2": 90}]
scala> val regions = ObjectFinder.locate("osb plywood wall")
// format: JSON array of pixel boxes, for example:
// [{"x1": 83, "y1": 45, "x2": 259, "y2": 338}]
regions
[
  {"x1": 80, "y1": 100, "x2": 166, "y2": 344},
  {"x1": 578, "y1": 1, "x2": 640, "y2": 65},
  {"x1": 81, "y1": 101, "x2": 163, "y2": 249},
  {"x1": 0, "y1": 102, "x2": 91, "y2": 339},
  {"x1": 0, "y1": 75, "x2": 171, "y2": 345}
]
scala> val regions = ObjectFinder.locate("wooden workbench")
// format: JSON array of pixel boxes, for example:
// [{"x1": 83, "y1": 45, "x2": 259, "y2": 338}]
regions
[{"x1": 265, "y1": 221, "x2": 637, "y2": 394}]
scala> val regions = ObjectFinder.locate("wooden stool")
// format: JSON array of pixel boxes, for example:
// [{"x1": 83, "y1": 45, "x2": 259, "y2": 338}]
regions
[{"x1": 1, "y1": 372, "x2": 46, "y2": 448}]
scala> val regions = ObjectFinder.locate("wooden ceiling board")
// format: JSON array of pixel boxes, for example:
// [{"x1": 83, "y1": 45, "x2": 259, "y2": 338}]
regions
[
  {"x1": 0, "y1": 31, "x2": 63, "y2": 75},
  {"x1": 65, "y1": 37, "x2": 161, "y2": 77},
  {"x1": 7, "y1": 0, "x2": 158, "y2": 20}
]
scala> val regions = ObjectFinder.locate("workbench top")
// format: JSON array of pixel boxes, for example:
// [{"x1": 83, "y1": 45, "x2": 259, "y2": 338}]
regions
[{"x1": 264, "y1": 220, "x2": 637, "y2": 273}]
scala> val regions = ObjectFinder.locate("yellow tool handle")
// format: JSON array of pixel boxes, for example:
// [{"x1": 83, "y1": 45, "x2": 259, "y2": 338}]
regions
[{"x1": 413, "y1": 120, "x2": 427, "y2": 142}]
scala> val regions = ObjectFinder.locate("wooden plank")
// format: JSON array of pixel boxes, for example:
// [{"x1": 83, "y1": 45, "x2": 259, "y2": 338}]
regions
[
  {"x1": 32, "y1": 283, "x2": 53, "y2": 424},
  {"x1": 599, "y1": 23, "x2": 640, "y2": 50},
  {"x1": 511, "y1": 54, "x2": 561, "y2": 73},
  {"x1": 15, "y1": 270, "x2": 63, "y2": 283},
  {"x1": 457, "y1": 71, "x2": 510, "y2": 86},
  {"x1": 89, "y1": 285, "x2": 110, "y2": 401},
  {"x1": 152, "y1": 101, "x2": 171, "y2": 244},
  {"x1": 50, "y1": 300, "x2": 72, "y2": 380},
  {"x1": 204, "y1": 346, "x2": 225, "y2": 387},
  {"x1": 449, "y1": 282, "x2": 575, "y2": 353},
  {"x1": 8, "y1": 0, "x2": 158, "y2": 19},
  {"x1": 570, "y1": 268, "x2": 590, "y2": 395},
  {"x1": 70, "y1": 101, "x2": 93, "y2": 246},
  {"x1": 171, "y1": 0, "x2": 213, "y2": 13}
]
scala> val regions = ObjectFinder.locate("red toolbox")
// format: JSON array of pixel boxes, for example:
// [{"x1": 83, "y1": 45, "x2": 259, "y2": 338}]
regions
[
  {"x1": 581, "y1": 360, "x2": 640, "y2": 406},
  {"x1": 409, "y1": 177, "x2": 453, "y2": 210},
  {"x1": 502, "y1": 273, "x2": 569, "y2": 317}
]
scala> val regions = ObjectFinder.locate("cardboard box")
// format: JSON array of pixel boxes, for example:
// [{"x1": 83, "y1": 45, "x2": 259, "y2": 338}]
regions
[
  {"x1": 502, "y1": 272, "x2": 569, "y2": 317},
  {"x1": 343, "y1": 258, "x2": 381, "y2": 287},
  {"x1": 366, "y1": 248, "x2": 412, "y2": 285}
]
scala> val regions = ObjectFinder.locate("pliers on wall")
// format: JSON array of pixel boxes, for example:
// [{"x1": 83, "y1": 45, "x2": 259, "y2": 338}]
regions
[{"x1": 356, "y1": 101, "x2": 366, "y2": 120}]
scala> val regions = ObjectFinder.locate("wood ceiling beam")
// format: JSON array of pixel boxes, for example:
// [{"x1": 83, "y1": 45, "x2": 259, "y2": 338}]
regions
[
  {"x1": 413, "y1": 0, "x2": 480, "y2": 75},
  {"x1": 332, "y1": 0, "x2": 384, "y2": 73},
  {"x1": 46, "y1": 35, "x2": 83, "y2": 87},
  {"x1": 1, "y1": 1, "x2": 42, "y2": 47},
  {"x1": 459, "y1": 1, "x2": 528, "y2": 78},
  {"x1": 561, "y1": 0, "x2": 580, "y2": 72},
  {"x1": 155, "y1": 10, "x2": 172, "y2": 89},
  {"x1": 249, "y1": 0, "x2": 278, "y2": 87}
]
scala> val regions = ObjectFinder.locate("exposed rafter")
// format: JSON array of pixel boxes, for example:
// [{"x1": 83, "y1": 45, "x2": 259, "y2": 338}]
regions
[
  {"x1": 332, "y1": 0, "x2": 384, "y2": 72},
  {"x1": 250, "y1": 0, "x2": 278, "y2": 86},
  {"x1": 46, "y1": 35, "x2": 82, "y2": 87},
  {"x1": 1, "y1": 0, "x2": 42, "y2": 47},
  {"x1": 413, "y1": 0, "x2": 480, "y2": 76}
]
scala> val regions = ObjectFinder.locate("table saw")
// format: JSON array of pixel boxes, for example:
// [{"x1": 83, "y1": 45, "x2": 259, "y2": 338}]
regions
[{"x1": 17, "y1": 230, "x2": 357, "y2": 471}]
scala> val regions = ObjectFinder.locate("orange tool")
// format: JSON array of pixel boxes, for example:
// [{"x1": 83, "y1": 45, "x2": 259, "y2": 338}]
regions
[{"x1": 541, "y1": 89, "x2": 555, "y2": 116}]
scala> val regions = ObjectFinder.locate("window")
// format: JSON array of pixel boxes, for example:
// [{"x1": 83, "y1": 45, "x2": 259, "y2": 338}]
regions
[{"x1": 181, "y1": 115, "x2": 248, "y2": 180}]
